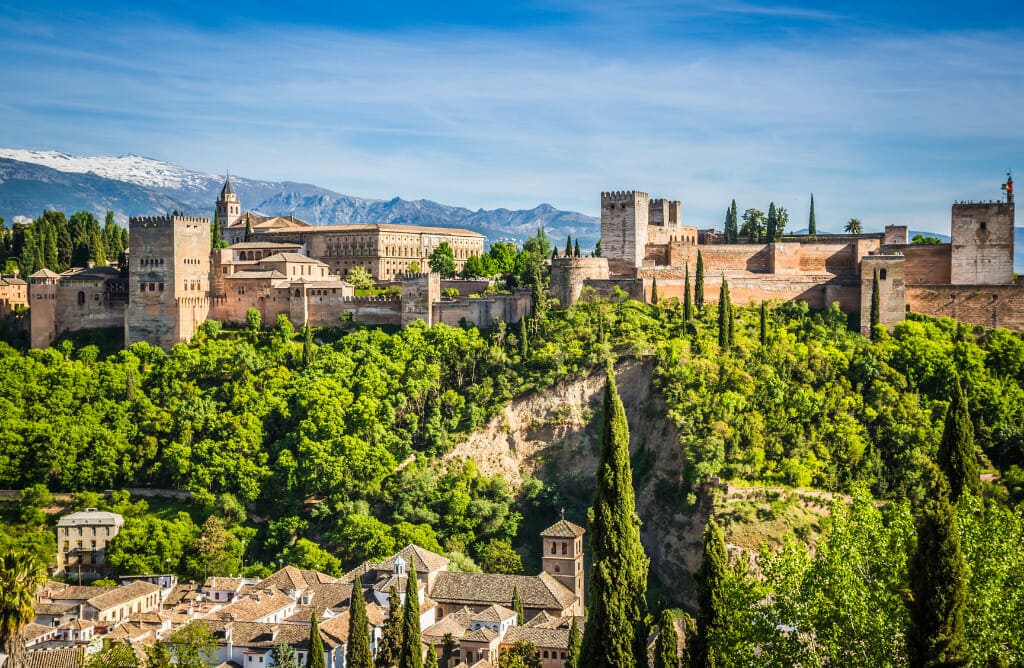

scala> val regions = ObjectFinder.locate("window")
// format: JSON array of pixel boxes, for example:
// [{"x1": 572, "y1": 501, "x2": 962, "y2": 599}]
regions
[
  {"x1": 77, "y1": 291, "x2": 85, "y2": 305},
  {"x1": 554, "y1": 565, "x2": 560, "y2": 573},
  {"x1": 980, "y1": 221, "x2": 987, "y2": 230},
  {"x1": 562, "y1": 542, "x2": 567, "y2": 555},
  {"x1": 879, "y1": 269, "x2": 887, "y2": 280},
  {"x1": 550, "y1": 542, "x2": 556, "y2": 555}
]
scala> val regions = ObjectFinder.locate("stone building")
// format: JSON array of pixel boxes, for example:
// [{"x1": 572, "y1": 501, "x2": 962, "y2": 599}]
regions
[
  {"x1": 28, "y1": 266, "x2": 128, "y2": 349},
  {"x1": 0, "y1": 274, "x2": 28, "y2": 315},
  {"x1": 54, "y1": 509, "x2": 124, "y2": 577},
  {"x1": 556, "y1": 178, "x2": 1023, "y2": 333}
]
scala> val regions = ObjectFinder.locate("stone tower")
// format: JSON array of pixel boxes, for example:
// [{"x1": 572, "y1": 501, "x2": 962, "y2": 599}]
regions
[
  {"x1": 215, "y1": 177, "x2": 241, "y2": 242},
  {"x1": 28, "y1": 268, "x2": 60, "y2": 349},
  {"x1": 860, "y1": 254, "x2": 906, "y2": 335},
  {"x1": 950, "y1": 177, "x2": 1015, "y2": 285},
  {"x1": 126, "y1": 215, "x2": 211, "y2": 349},
  {"x1": 600, "y1": 191, "x2": 649, "y2": 275},
  {"x1": 540, "y1": 516, "x2": 586, "y2": 608}
]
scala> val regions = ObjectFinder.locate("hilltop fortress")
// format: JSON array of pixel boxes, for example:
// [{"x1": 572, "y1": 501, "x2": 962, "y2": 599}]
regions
[{"x1": 552, "y1": 181, "x2": 1022, "y2": 332}]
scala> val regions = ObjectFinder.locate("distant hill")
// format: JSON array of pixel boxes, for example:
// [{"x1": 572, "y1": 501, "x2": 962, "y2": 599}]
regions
[{"x1": 0, "y1": 149, "x2": 599, "y2": 247}]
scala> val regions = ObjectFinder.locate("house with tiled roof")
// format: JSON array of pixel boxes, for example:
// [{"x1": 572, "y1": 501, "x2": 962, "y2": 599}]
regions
[
  {"x1": 23, "y1": 646, "x2": 85, "y2": 668},
  {"x1": 500, "y1": 626, "x2": 573, "y2": 668},
  {"x1": 203, "y1": 577, "x2": 257, "y2": 604},
  {"x1": 206, "y1": 587, "x2": 296, "y2": 624}
]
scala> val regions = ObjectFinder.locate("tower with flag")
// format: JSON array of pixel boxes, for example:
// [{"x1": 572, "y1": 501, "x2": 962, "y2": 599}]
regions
[{"x1": 1002, "y1": 172, "x2": 1014, "y2": 204}]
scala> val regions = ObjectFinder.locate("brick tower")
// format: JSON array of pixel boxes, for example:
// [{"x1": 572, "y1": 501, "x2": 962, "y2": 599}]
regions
[
  {"x1": 540, "y1": 514, "x2": 586, "y2": 608},
  {"x1": 950, "y1": 174, "x2": 1015, "y2": 285},
  {"x1": 600, "y1": 191, "x2": 649, "y2": 275},
  {"x1": 215, "y1": 177, "x2": 242, "y2": 242},
  {"x1": 28, "y1": 268, "x2": 60, "y2": 349}
]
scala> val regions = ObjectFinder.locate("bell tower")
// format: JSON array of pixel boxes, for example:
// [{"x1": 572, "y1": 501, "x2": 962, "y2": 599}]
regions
[
  {"x1": 216, "y1": 177, "x2": 241, "y2": 242},
  {"x1": 540, "y1": 513, "x2": 586, "y2": 611}
]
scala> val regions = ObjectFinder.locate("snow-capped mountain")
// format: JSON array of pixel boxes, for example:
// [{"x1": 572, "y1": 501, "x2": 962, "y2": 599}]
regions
[{"x1": 0, "y1": 149, "x2": 599, "y2": 246}]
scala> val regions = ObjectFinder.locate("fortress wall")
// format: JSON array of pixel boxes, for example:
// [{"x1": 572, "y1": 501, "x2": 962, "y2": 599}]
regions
[
  {"x1": 550, "y1": 258, "x2": 610, "y2": 307},
  {"x1": 646, "y1": 225, "x2": 698, "y2": 245},
  {"x1": 907, "y1": 285, "x2": 1024, "y2": 331},
  {"x1": 644, "y1": 245, "x2": 669, "y2": 266},
  {"x1": 666, "y1": 244, "x2": 772, "y2": 273},
  {"x1": 440, "y1": 279, "x2": 491, "y2": 296},
  {"x1": 793, "y1": 243, "x2": 858, "y2": 275},
  {"x1": 433, "y1": 290, "x2": 532, "y2": 328},
  {"x1": 581, "y1": 278, "x2": 645, "y2": 302},
  {"x1": 637, "y1": 271, "x2": 861, "y2": 311},
  {"x1": 950, "y1": 202, "x2": 1015, "y2": 285},
  {"x1": 889, "y1": 244, "x2": 952, "y2": 284}
]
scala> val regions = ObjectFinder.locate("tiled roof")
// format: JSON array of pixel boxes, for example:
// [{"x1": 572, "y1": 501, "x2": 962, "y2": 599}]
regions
[
  {"x1": 87, "y1": 581, "x2": 160, "y2": 611},
  {"x1": 24, "y1": 623, "x2": 56, "y2": 642},
  {"x1": 25, "y1": 646, "x2": 84, "y2": 668},
  {"x1": 34, "y1": 602, "x2": 75, "y2": 615},
  {"x1": 422, "y1": 608, "x2": 473, "y2": 642},
  {"x1": 472, "y1": 604, "x2": 516, "y2": 624},
  {"x1": 262, "y1": 252, "x2": 326, "y2": 264},
  {"x1": 259, "y1": 566, "x2": 338, "y2": 593},
  {"x1": 501, "y1": 626, "x2": 571, "y2": 649},
  {"x1": 225, "y1": 270, "x2": 287, "y2": 280},
  {"x1": 318, "y1": 611, "x2": 351, "y2": 646},
  {"x1": 262, "y1": 223, "x2": 484, "y2": 238},
  {"x1": 56, "y1": 510, "x2": 123, "y2": 527},
  {"x1": 204, "y1": 620, "x2": 339, "y2": 650},
  {"x1": 430, "y1": 572, "x2": 576, "y2": 611},
  {"x1": 365, "y1": 603, "x2": 387, "y2": 628},
  {"x1": 539, "y1": 519, "x2": 585, "y2": 538},
  {"x1": 212, "y1": 588, "x2": 294, "y2": 622},
  {"x1": 28, "y1": 268, "x2": 61, "y2": 279},
  {"x1": 41, "y1": 582, "x2": 111, "y2": 602},
  {"x1": 0, "y1": 277, "x2": 27, "y2": 285},
  {"x1": 461, "y1": 627, "x2": 497, "y2": 643},
  {"x1": 227, "y1": 242, "x2": 302, "y2": 250}
]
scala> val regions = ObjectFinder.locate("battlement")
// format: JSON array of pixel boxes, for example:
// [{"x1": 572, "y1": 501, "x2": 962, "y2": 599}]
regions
[
  {"x1": 130, "y1": 215, "x2": 211, "y2": 227},
  {"x1": 953, "y1": 200, "x2": 1013, "y2": 208},
  {"x1": 339, "y1": 295, "x2": 401, "y2": 304},
  {"x1": 551, "y1": 256, "x2": 609, "y2": 267},
  {"x1": 649, "y1": 198, "x2": 680, "y2": 206},
  {"x1": 601, "y1": 191, "x2": 648, "y2": 202},
  {"x1": 396, "y1": 271, "x2": 433, "y2": 281}
]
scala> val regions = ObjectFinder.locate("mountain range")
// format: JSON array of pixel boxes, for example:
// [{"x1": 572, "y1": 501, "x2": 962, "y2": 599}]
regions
[
  {"x1": 0, "y1": 149, "x2": 1020, "y2": 270},
  {"x1": 0, "y1": 149, "x2": 599, "y2": 247}
]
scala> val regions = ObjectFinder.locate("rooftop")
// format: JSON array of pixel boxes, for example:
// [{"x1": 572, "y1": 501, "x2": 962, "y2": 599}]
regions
[
  {"x1": 540, "y1": 519, "x2": 585, "y2": 539},
  {"x1": 430, "y1": 572, "x2": 576, "y2": 611},
  {"x1": 56, "y1": 509, "x2": 124, "y2": 527}
]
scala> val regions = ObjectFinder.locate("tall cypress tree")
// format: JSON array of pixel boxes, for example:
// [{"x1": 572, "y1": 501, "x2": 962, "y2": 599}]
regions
[
  {"x1": 302, "y1": 323, "x2": 316, "y2": 367},
  {"x1": 346, "y1": 586, "x2": 373, "y2": 668},
  {"x1": 766, "y1": 202, "x2": 778, "y2": 243},
  {"x1": 574, "y1": 239, "x2": 581, "y2": 258},
  {"x1": 683, "y1": 265, "x2": 693, "y2": 322},
  {"x1": 692, "y1": 519, "x2": 728, "y2": 668},
  {"x1": 244, "y1": 219, "x2": 253, "y2": 243},
  {"x1": 565, "y1": 235, "x2": 573, "y2": 258},
  {"x1": 650, "y1": 277, "x2": 659, "y2": 305},
  {"x1": 759, "y1": 301, "x2": 767, "y2": 347},
  {"x1": 518, "y1": 316, "x2": 529, "y2": 359},
  {"x1": 423, "y1": 646, "x2": 438, "y2": 668},
  {"x1": 937, "y1": 374, "x2": 979, "y2": 501},
  {"x1": 511, "y1": 585, "x2": 524, "y2": 626},
  {"x1": 594, "y1": 239, "x2": 601, "y2": 257},
  {"x1": 306, "y1": 611, "x2": 325, "y2": 668},
  {"x1": 908, "y1": 467, "x2": 968, "y2": 667},
  {"x1": 653, "y1": 609, "x2": 679, "y2": 668},
  {"x1": 729, "y1": 200, "x2": 738, "y2": 243},
  {"x1": 808, "y1": 194, "x2": 816, "y2": 235},
  {"x1": 717, "y1": 279, "x2": 732, "y2": 348},
  {"x1": 566, "y1": 617, "x2": 581, "y2": 668},
  {"x1": 579, "y1": 369, "x2": 650, "y2": 668},
  {"x1": 399, "y1": 564, "x2": 422, "y2": 668},
  {"x1": 870, "y1": 268, "x2": 881, "y2": 339},
  {"x1": 377, "y1": 583, "x2": 403, "y2": 668},
  {"x1": 695, "y1": 251, "x2": 705, "y2": 311}
]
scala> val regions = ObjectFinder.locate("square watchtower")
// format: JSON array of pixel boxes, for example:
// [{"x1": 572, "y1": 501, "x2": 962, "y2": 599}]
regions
[
  {"x1": 950, "y1": 183, "x2": 1015, "y2": 285},
  {"x1": 540, "y1": 517, "x2": 586, "y2": 611},
  {"x1": 600, "y1": 191, "x2": 649, "y2": 275}
]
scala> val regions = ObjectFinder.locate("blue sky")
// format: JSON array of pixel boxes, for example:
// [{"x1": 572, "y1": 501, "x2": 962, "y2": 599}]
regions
[{"x1": 0, "y1": 1, "x2": 1021, "y2": 234}]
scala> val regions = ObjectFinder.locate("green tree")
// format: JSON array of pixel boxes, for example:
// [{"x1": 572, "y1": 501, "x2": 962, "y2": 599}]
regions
[
  {"x1": 488, "y1": 242, "x2": 518, "y2": 274},
  {"x1": 683, "y1": 265, "x2": 693, "y2": 322},
  {"x1": 594, "y1": 239, "x2": 601, "y2": 257},
  {"x1": 565, "y1": 617, "x2": 581, "y2": 668},
  {"x1": 399, "y1": 563, "x2": 423, "y2": 668},
  {"x1": 167, "y1": 621, "x2": 217, "y2": 668},
  {"x1": 650, "y1": 277, "x2": 659, "y2": 305},
  {"x1": 574, "y1": 239, "x2": 581, "y2": 258},
  {"x1": 429, "y1": 243, "x2": 457, "y2": 279},
  {"x1": 18, "y1": 484, "x2": 51, "y2": 526},
  {"x1": 303, "y1": 324, "x2": 316, "y2": 367},
  {"x1": 579, "y1": 369, "x2": 650, "y2": 668},
  {"x1": 271, "y1": 643, "x2": 298, "y2": 668},
  {"x1": 767, "y1": 202, "x2": 778, "y2": 243},
  {"x1": 653, "y1": 610, "x2": 679, "y2": 668},
  {"x1": 346, "y1": 266, "x2": 376, "y2": 291},
  {"x1": 845, "y1": 218, "x2": 863, "y2": 234},
  {"x1": 808, "y1": 194, "x2": 817, "y2": 235},
  {"x1": 244, "y1": 219, "x2": 253, "y2": 242},
  {"x1": 775, "y1": 206, "x2": 789, "y2": 238},
  {"x1": 938, "y1": 374, "x2": 979, "y2": 501},
  {"x1": 280, "y1": 538, "x2": 342, "y2": 576},
  {"x1": 870, "y1": 268, "x2": 881, "y2": 339},
  {"x1": 692, "y1": 519, "x2": 727, "y2": 668},
  {"x1": 423, "y1": 646, "x2": 438, "y2": 668},
  {"x1": 0, "y1": 552, "x2": 45, "y2": 668},
  {"x1": 498, "y1": 641, "x2": 541, "y2": 668},
  {"x1": 406, "y1": 260, "x2": 421, "y2": 273},
  {"x1": 912, "y1": 234, "x2": 943, "y2": 245},
  {"x1": 377, "y1": 583, "x2": 403, "y2": 667},
  {"x1": 145, "y1": 644, "x2": 173, "y2": 668},
  {"x1": 88, "y1": 641, "x2": 141, "y2": 668},
  {"x1": 740, "y1": 208, "x2": 766, "y2": 242},
  {"x1": 346, "y1": 586, "x2": 373, "y2": 668},
  {"x1": 565, "y1": 236, "x2": 573, "y2": 258},
  {"x1": 724, "y1": 201, "x2": 738, "y2": 244},
  {"x1": 518, "y1": 316, "x2": 529, "y2": 359},
  {"x1": 759, "y1": 301, "x2": 767, "y2": 346},
  {"x1": 694, "y1": 252, "x2": 704, "y2": 311},
  {"x1": 511, "y1": 585, "x2": 524, "y2": 625},
  {"x1": 717, "y1": 278, "x2": 732, "y2": 349},
  {"x1": 246, "y1": 308, "x2": 262, "y2": 332},
  {"x1": 908, "y1": 469, "x2": 968, "y2": 667},
  {"x1": 306, "y1": 611, "x2": 325, "y2": 668}
]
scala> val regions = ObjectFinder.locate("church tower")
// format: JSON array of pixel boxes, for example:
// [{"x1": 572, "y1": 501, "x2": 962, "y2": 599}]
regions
[
  {"x1": 540, "y1": 514, "x2": 586, "y2": 609},
  {"x1": 215, "y1": 177, "x2": 241, "y2": 242}
]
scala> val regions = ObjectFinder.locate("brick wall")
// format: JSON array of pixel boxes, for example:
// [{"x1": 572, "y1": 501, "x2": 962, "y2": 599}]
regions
[
  {"x1": 907, "y1": 285, "x2": 1024, "y2": 331},
  {"x1": 890, "y1": 244, "x2": 952, "y2": 284},
  {"x1": 549, "y1": 257, "x2": 610, "y2": 307}
]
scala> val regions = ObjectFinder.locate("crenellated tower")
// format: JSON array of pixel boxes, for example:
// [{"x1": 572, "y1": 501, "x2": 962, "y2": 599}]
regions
[
  {"x1": 949, "y1": 174, "x2": 1015, "y2": 285},
  {"x1": 600, "y1": 190, "x2": 649, "y2": 275}
]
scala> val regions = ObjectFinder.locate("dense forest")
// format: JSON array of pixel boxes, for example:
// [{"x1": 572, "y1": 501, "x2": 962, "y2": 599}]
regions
[
  {"x1": 2, "y1": 237, "x2": 1024, "y2": 662},
  {"x1": 0, "y1": 210, "x2": 128, "y2": 276}
]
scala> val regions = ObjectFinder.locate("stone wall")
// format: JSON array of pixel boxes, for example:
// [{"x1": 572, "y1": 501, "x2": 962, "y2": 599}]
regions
[
  {"x1": 600, "y1": 191, "x2": 649, "y2": 274},
  {"x1": 433, "y1": 289, "x2": 532, "y2": 328},
  {"x1": 907, "y1": 285, "x2": 1024, "y2": 331},
  {"x1": 860, "y1": 255, "x2": 907, "y2": 334},
  {"x1": 549, "y1": 257, "x2": 610, "y2": 307},
  {"x1": 640, "y1": 271, "x2": 860, "y2": 312},
  {"x1": 581, "y1": 277, "x2": 645, "y2": 302},
  {"x1": 889, "y1": 244, "x2": 952, "y2": 284},
  {"x1": 29, "y1": 272, "x2": 128, "y2": 349},
  {"x1": 400, "y1": 272, "x2": 441, "y2": 327},
  {"x1": 950, "y1": 201, "x2": 1015, "y2": 285}
]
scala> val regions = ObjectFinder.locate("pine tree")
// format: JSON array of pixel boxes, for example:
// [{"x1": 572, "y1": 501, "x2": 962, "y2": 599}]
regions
[
  {"x1": 808, "y1": 194, "x2": 816, "y2": 235},
  {"x1": 717, "y1": 279, "x2": 732, "y2": 349},
  {"x1": 579, "y1": 369, "x2": 650, "y2": 668},
  {"x1": 692, "y1": 519, "x2": 728, "y2": 668},
  {"x1": 759, "y1": 301, "x2": 767, "y2": 347},
  {"x1": 423, "y1": 645, "x2": 438, "y2": 668},
  {"x1": 346, "y1": 586, "x2": 373, "y2": 668},
  {"x1": 511, "y1": 585, "x2": 524, "y2": 625},
  {"x1": 653, "y1": 609, "x2": 679, "y2": 668},
  {"x1": 574, "y1": 239, "x2": 581, "y2": 258},
  {"x1": 683, "y1": 265, "x2": 693, "y2": 322},
  {"x1": 594, "y1": 240, "x2": 602, "y2": 257},
  {"x1": 937, "y1": 373, "x2": 979, "y2": 501},
  {"x1": 908, "y1": 467, "x2": 968, "y2": 668},
  {"x1": 306, "y1": 611, "x2": 325, "y2": 668},
  {"x1": 650, "y1": 277, "x2": 659, "y2": 305},
  {"x1": 767, "y1": 202, "x2": 778, "y2": 243},
  {"x1": 870, "y1": 268, "x2": 881, "y2": 339},
  {"x1": 377, "y1": 583, "x2": 403, "y2": 668},
  {"x1": 695, "y1": 251, "x2": 705, "y2": 311},
  {"x1": 399, "y1": 563, "x2": 422, "y2": 668},
  {"x1": 565, "y1": 617, "x2": 581, "y2": 668}
]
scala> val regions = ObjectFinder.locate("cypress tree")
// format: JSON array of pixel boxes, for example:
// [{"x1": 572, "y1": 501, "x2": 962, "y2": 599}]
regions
[
  {"x1": 377, "y1": 583, "x2": 403, "y2": 668},
  {"x1": 908, "y1": 467, "x2": 968, "y2": 667},
  {"x1": 551, "y1": 248, "x2": 558, "y2": 260},
  {"x1": 729, "y1": 200, "x2": 738, "y2": 243},
  {"x1": 302, "y1": 323, "x2": 315, "y2": 367},
  {"x1": 717, "y1": 279, "x2": 731, "y2": 349},
  {"x1": 511, "y1": 585, "x2": 524, "y2": 626},
  {"x1": 650, "y1": 277, "x2": 659, "y2": 305},
  {"x1": 695, "y1": 251, "x2": 705, "y2": 311},
  {"x1": 808, "y1": 194, "x2": 816, "y2": 235},
  {"x1": 683, "y1": 265, "x2": 693, "y2": 322},
  {"x1": 519, "y1": 316, "x2": 529, "y2": 359},
  {"x1": 653, "y1": 609, "x2": 679, "y2": 668},
  {"x1": 870, "y1": 268, "x2": 881, "y2": 339},
  {"x1": 594, "y1": 240, "x2": 601, "y2": 257},
  {"x1": 566, "y1": 617, "x2": 581, "y2": 668},
  {"x1": 244, "y1": 219, "x2": 253, "y2": 243},
  {"x1": 767, "y1": 202, "x2": 778, "y2": 243},
  {"x1": 306, "y1": 611, "x2": 325, "y2": 668},
  {"x1": 398, "y1": 563, "x2": 422, "y2": 668},
  {"x1": 937, "y1": 373, "x2": 979, "y2": 501},
  {"x1": 574, "y1": 239, "x2": 581, "y2": 258},
  {"x1": 565, "y1": 235, "x2": 573, "y2": 258},
  {"x1": 579, "y1": 369, "x2": 650, "y2": 668},
  {"x1": 692, "y1": 519, "x2": 728, "y2": 668},
  {"x1": 346, "y1": 586, "x2": 373, "y2": 668},
  {"x1": 423, "y1": 646, "x2": 438, "y2": 668},
  {"x1": 759, "y1": 301, "x2": 767, "y2": 347}
]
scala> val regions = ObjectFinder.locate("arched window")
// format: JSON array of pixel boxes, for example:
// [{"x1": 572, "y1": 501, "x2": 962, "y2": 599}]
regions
[
  {"x1": 550, "y1": 542, "x2": 556, "y2": 555},
  {"x1": 562, "y1": 542, "x2": 567, "y2": 555},
  {"x1": 77, "y1": 291, "x2": 85, "y2": 305}
]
